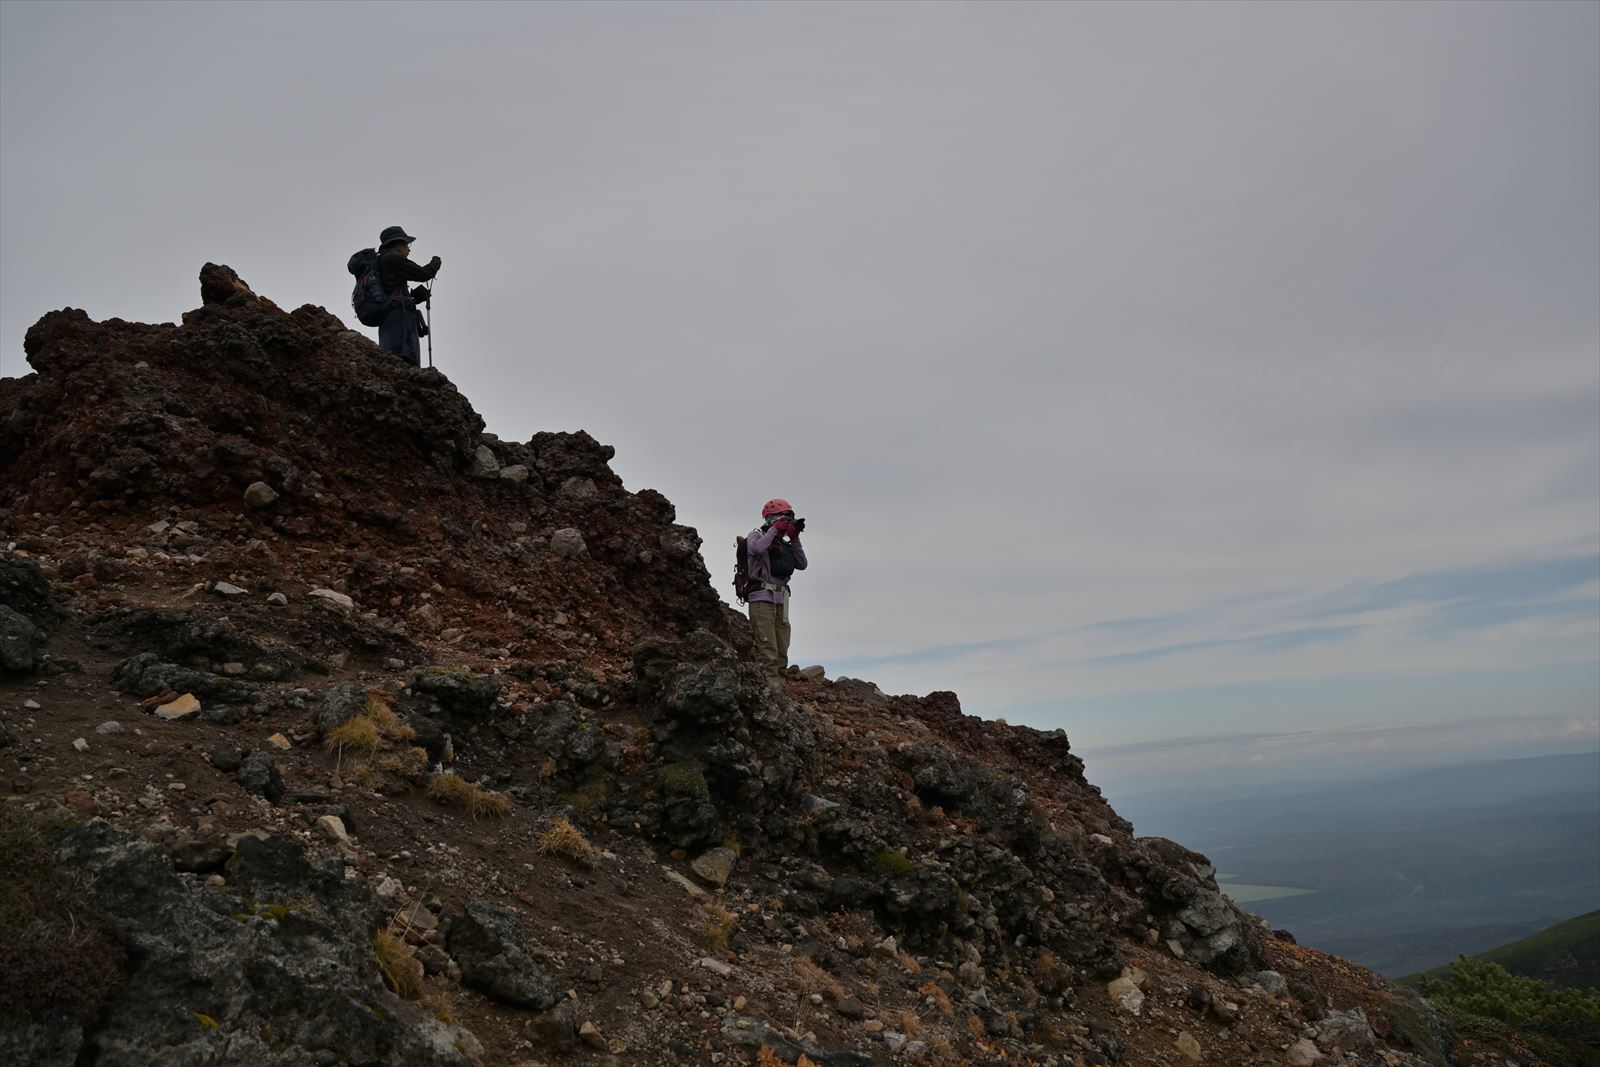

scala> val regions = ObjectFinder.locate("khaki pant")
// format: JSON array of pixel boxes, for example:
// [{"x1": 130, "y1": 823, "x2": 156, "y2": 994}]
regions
[{"x1": 749, "y1": 600, "x2": 791, "y2": 688}]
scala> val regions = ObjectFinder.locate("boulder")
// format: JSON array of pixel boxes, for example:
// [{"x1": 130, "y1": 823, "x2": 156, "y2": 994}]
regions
[
  {"x1": 0, "y1": 604, "x2": 42, "y2": 674},
  {"x1": 447, "y1": 899, "x2": 561, "y2": 1009},
  {"x1": 244, "y1": 481, "x2": 280, "y2": 508},
  {"x1": 467, "y1": 445, "x2": 500, "y2": 478},
  {"x1": 690, "y1": 847, "x2": 739, "y2": 887},
  {"x1": 237, "y1": 750, "x2": 285, "y2": 803},
  {"x1": 411, "y1": 668, "x2": 501, "y2": 718},
  {"x1": 549, "y1": 528, "x2": 587, "y2": 559},
  {"x1": 2, "y1": 821, "x2": 481, "y2": 1067}
]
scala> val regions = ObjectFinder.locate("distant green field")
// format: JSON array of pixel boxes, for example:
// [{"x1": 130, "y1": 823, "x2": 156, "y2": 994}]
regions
[
  {"x1": 1400, "y1": 910, "x2": 1600, "y2": 992},
  {"x1": 1220, "y1": 883, "x2": 1317, "y2": 904}
]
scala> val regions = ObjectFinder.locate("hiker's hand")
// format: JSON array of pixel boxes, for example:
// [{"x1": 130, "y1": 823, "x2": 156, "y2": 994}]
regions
[
  {"x1": 411, "y1": 286, "x2": 431, "y2": 303},
  {"x1": 428, "y1": 256, "x2": 442, "y2": 270}
]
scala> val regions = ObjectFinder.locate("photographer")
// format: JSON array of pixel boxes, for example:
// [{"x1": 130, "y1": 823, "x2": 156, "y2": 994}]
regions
[{"x1": 746, "y1": 498, "x2": 808, "y2": 688}]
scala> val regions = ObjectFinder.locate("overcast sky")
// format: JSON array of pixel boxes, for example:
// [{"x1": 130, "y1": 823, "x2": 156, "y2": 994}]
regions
[{"x1": 3, "y1": 1, "x2": 1596, "y2": 798}]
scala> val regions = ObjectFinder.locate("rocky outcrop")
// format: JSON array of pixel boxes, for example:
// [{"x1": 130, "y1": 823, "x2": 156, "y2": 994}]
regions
[
  {"x1": 0, "y1": 265, "x2": 1472, "y2": 1067},
  {"x1": 3, "y1": 821, "x2": 478, "y2": 1067}
]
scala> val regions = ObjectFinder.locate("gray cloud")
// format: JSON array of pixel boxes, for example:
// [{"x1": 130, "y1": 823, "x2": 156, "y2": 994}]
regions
[{"x1": 3, "y1": 1, "x2": 1595, "y2": 777}]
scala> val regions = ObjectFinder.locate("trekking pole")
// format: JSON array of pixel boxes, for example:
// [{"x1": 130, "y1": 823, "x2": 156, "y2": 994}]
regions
[{"x1": 425, "y1": 280, "x2": 434, "y2": 368}]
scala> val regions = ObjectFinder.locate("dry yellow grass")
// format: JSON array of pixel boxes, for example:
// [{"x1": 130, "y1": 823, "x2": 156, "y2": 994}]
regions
[
  {"x1": 373, "y1": 929, "x2": 423, "y2": 999},
  {"x1": 897, "y1": 1008, "x2": 921, "y2": 1034},
  {"x1": 918, "y1": 980, "x2": 954, "y2": 1017},
  {"x1": 792, "y1": 957, "x2": 847, "y2": 1003},
  {"x1": 363, "y1": 696, "x2": 416, "y2": 741},
  {"x1": 535, "y1": 817, "x2": 600, "y2": 866},
  {"x1": 324, "y1": 716, "x2": 382, "y2": 753},
  {"x1": 425, "y1": 772, "x2": 511, "y2": 818},
  {"x1": 698, "y1": 901, "x2": 738, "y2": 952}
]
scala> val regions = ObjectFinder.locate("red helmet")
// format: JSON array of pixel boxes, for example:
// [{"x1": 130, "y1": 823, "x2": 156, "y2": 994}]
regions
[{"x1": 761, "y1": 498, "x2": 794, "y2": 518}]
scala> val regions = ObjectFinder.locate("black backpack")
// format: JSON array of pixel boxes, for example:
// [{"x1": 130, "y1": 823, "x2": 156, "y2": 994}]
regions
[
  {"x1": 733, "y1": 536, "x2": 752, "y2": 603},
  {"x1": 734, "y1": 534, "x2": 793, "y2": 603},
  {"x1": 347, "y1": 248, "x2": 396, "y2": 327}
]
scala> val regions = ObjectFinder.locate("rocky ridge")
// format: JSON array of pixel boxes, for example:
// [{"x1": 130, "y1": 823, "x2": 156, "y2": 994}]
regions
[{"x1": 0, "y1": 267, "x2": 1517, "y2": 1065}]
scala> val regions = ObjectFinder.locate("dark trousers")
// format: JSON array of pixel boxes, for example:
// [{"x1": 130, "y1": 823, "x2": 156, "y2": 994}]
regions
[{"x1": 378, "y1": 302, "x2": 422, "y2": 368}]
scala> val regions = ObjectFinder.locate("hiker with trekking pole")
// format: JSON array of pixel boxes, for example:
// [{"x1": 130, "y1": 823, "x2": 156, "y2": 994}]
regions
[{"x1": 347, "y1": 225, "x2": 441, "y2": 368}]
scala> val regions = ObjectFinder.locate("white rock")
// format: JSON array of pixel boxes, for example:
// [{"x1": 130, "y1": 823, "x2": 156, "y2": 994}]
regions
[
  {"x1": 266, "y1": 733, "x2": 292, "y2": 751},
  {"x1": 212, "y1": 582, "x2": 248, "y2": 596},
  {"x1": 373, "y1": 876, "x2": 404, "y2": 899},
  {"x1": 72, "y1": 737, "x2": 89, "y2": 752},
  {"x1": 1107, "y1": 975, "x2": 1144, "y2": 1015},
  {"x1": 154, "y1": 693, "x2": 201, "y2": 720},
  {"x1": 1286, "y1": 1038, "x2": 1323, "y2": 1066},
  {"x1": 308, "y1": 588, "x2": 354, "y2": 610},
  {"x1": 315, "y1": 814, "x2": 350, "y2": 843},
  {"x1": 550, "y1": 528, "x2": 587, "y2": 559},
  {"x1": 697, "y1": 956, "x2": 733, "y2": 977},
  {"x1": 95, "y1": 721, "x2": 123, "y2": 734},
  {"x1": 267, "y1": 592, "x2": 289, "y2": 606},
  {"x1": 23, "y1": 699, "x2": 41, "y2": 710}
]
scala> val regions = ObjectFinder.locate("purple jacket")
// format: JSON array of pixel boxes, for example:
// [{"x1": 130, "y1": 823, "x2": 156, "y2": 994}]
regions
[{"x1": 746, "y1": 524, "x2": 808, "y2": 604}]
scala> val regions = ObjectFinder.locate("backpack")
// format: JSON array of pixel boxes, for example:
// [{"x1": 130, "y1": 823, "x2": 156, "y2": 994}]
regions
[
  {"x1": 734, "y1": 533, "x2": 793, "y2": 603},
  {"x1": 347, "y1": 248, "x2": 396, "y2": 327},
  {"x1": 733, "y1": 536, "x2": 752, "y2": 603}
]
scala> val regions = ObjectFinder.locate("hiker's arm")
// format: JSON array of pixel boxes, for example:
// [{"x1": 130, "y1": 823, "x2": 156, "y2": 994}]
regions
[
  {"x1": 389, "y1": 256, "x2": 437, "y2": 283},
  {"x1": 747, "y1": 526, "x2": 779, "y2": 555}
]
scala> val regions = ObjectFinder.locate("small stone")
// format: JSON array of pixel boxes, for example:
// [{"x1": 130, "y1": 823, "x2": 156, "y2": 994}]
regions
[
  {"x1": 550, "y1": 528, "x2": 587, "y2": 559},
  {"x1": 374, "y1": 876, "x2": 404, "y2": 899},
  {"x1": 1246, "y1": 969, "x2": 1288, "y2": 997},
  {"x1": 23, "y1": 699, "x2": 41, "y2": 710},
  {"x1": 308, "y1": 588, "x2": 354, "y2": 610},
  {"x1": 689, "y1": 847, "x2": 738, "y2": 887},
  {"x1": 498, "y1": 464, "x2": 529, "y2": 483},
  {"x1": 267, "y1": 592, "x2": 289, "y2": 606},
  {"x1": 1107, "y1": 975, "x2": 1144, "y2": 1015},
  {"x1": 578, "y1": 1021, "x2": 605, "y2": 1050},
  {"x1": 862, "y1": 1019, "x2": 884, "y2": 1033},
  {"x1": 315, "y1": 814, "x2": 350, "y2": 843},
  {"x1": 212, "y1": 582, "x2": 248, "y2": 596},
  {"x1": 1089, "y1": 833, "x2": 1114, "y2": 846},
  {"x1": 698, "y1": 956, "x2": 732, "y2": 977},
  {"x1": 732, "y1": 995, "x2": 746, "y2": 1011},
  {"x1": 222, "y1": 662, "x2": 248, "y2": 676},
  {"x1": 243, "y1": 481, "x2": 280, "y2": 509},
  {"x1": 1286, "y1": 1038, "x2": 1323, "y2": 1067},
  {"x1": 639, "y1": 991, "x2": 659, "y2": 1010},
  {"x1": 384, "y1": 657, "x2": 404, "y2": 670},
  {"x1": 146, "y1": 520, "x2": 170, "y2": 534},
  {"x1": 72, "y1": 737, "x2": 89, "y2": 752},
  {"x1": 883, "y1": 1031, "x2": 907, "y2": 1052},
  {"x1": 796, "y1": 665, "x2": 826, "y2": 682},
  {"x1": 1175, "y1": 1031, "x2": 1202, "y2": 1062},
  {"x1": 154, "y1": 693, "x2": 201, "y2": 720},
  {"x1": 95, "y1": 721, "x2": 123, "y2": 734},
  {"x1": 266, "y1": 733, "x2": 292, "y2": 751},
  {"x1": 62, "y1": 790, "x2": 95, "y2": 817}
]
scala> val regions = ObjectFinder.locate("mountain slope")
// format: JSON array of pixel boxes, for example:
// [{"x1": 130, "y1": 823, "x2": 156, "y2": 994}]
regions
[{"x1": 0, "y1": 265, "x2": 1531, "y2": 1066}]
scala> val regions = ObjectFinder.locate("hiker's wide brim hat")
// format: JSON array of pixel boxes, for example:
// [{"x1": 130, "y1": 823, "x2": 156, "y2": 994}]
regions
[{"x1": 379, "y1": 225, "x2": 417, "y2": 248}]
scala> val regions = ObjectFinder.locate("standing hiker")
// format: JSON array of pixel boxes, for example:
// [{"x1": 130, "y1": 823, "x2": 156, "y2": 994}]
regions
[
  {"x1": 375, "y1": 225, "x2": 440, "y2": 368},
  {"x1": 745, "y1": 498, "x2": 808, "y2": 688}
]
